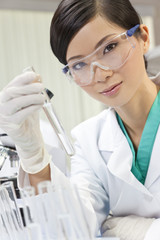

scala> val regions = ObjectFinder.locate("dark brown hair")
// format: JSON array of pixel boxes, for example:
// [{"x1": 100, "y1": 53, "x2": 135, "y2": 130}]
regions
[{"x1": 50, "y1": 0, "x2": 147, "y2": 68}]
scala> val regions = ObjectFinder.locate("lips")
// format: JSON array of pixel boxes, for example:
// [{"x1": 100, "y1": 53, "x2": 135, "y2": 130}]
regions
[{"x1": 100, "y1": 82, "x2": 122, "y2": 96}]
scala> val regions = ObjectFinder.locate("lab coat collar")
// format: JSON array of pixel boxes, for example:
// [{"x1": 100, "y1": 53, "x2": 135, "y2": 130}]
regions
[
  {"x1": 145, "y1": 71, "x2": 160, "y2": 187},
  {"x1": 145, "y1": 124, "x2": 160, "y2": 188},
  {"x1": 98, "y1": 108, "x2": 151, "y2": 195},
  {"x1": 98, "y1": 108, "x2": 124, "y2": 151}
]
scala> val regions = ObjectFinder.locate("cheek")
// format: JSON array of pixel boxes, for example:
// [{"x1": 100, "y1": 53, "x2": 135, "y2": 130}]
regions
[
  {"x1": 120, "y1": 42, "x2": 146, "y2": 84},
  {"x1": 80, "y1": 43, "x2": 146, "y2": 106},
  {"x1": 81, "y1": 86, "x2": 95, "y2": 96},
  {"x1": 81, "y1": 86, "x2": 102, "y2": 102}
]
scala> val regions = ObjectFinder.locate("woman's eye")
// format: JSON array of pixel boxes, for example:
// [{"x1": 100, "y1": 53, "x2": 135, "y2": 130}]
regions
[
  {"x1": 103, "y1": 42, "x2": 118, "y2": 54},
  {"x1": 72, "y1": 62, "x2": 86, "y2": 71}
]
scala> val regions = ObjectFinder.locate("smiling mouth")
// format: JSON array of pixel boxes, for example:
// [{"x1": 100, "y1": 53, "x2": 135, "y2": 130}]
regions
[{"x1": 100, "y1": 82, "x2": 122, "y2": 96}]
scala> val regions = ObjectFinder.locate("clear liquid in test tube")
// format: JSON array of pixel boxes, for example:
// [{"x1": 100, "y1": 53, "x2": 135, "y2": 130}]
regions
[{"x1": 23, "y1": 66, "x2": 75, "y2": 156}]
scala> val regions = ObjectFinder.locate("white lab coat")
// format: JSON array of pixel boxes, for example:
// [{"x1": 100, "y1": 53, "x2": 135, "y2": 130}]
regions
[
  {"x1": 70, "y1": 106, "x2": 160, "y2": 226},
  {"x1": 19, "y1": 72, "x2": 160, "y2": 238}
]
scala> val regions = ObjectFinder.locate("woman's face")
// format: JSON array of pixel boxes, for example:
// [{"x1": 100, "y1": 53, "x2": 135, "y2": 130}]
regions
[{"x1": 66, "y1": 16, "x2": 150, "y2": 108}]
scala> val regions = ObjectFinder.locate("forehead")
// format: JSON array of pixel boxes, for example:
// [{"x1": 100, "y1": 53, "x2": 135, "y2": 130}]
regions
[{"x1": 66, "y1": 16, "x2": 125, "y2": 61}]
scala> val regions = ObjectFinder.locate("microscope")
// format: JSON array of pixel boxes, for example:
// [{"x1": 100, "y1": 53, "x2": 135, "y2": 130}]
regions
[{"x1": 0, "y1": 131, "x2": 20, "y2": 198}]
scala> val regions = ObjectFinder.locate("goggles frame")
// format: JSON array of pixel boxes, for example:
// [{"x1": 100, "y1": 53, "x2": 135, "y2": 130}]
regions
[{"x1": 62, "y1": 24, "x2": 140, "y2": 85}]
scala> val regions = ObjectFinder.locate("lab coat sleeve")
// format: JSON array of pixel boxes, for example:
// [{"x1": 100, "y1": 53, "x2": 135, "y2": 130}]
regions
[{"x1": 69, "y1": 139, "x2": 110, "y2": 235}]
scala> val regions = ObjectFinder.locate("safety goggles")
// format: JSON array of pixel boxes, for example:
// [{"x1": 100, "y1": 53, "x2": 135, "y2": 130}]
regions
[{"x1": 62, "y1": 24, "x2": 140, "y2": 86}]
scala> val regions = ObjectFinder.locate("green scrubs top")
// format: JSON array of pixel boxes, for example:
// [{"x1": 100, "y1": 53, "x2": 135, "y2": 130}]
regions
[{"x1": 116, "y1": 90, "x2": 160, "y2": 184}]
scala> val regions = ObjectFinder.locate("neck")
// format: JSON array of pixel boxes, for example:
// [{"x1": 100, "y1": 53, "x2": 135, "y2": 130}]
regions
[{"x1": 115, "y1": 77, "x2": 159, "y2": 149}]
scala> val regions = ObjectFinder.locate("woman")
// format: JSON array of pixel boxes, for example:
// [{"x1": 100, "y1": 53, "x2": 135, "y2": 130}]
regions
[{"x1": 0, "y1": 0, "x2": 160, "y2": 239}]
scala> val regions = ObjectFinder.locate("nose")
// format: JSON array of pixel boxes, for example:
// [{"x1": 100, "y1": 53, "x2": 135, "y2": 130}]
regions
[{"x1": 90, "y1": 61, "x2": 113, "y2": 83}]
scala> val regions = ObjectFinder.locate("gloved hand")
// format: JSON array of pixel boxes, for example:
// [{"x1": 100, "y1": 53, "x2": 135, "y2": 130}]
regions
[
  {"x1": 101, "y1": 215, "x2": 155, "y2": 240},
  {"x1": 144, "y1": 218, "x2": 160, "y2": 240},
  {"x1": 0, "y1": 71, "x2": 51, "y2": 174}
]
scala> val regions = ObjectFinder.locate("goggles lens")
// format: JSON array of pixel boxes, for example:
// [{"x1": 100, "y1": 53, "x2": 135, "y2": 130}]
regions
[{"x1": 63, "y1": 25, "x2": 139, "y2": 86}]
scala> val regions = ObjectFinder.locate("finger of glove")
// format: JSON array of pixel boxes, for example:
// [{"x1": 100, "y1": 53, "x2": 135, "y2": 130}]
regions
[
  {"x1": 4, "y1": 72, "x2": 40, "y2": 89},
  {"x1": 102, "y1": 217, "x2": 121, "y2": 230},
  {"x1": 0, "y1": 93, "x2": 45, "y2": 116},
  {"x1": 1, "y1": 104, "x2": 43, "y2": 126},
  {"x1": 12, "y1": 104, "x2": 43, "y2": 124},
  {"x1": 0, "y1": 82, "x2": 44, "y2": 103}
]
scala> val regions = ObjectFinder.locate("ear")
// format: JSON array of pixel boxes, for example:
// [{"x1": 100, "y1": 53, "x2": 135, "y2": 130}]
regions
[{"x1": 139, "y1": 24, "x2": 150, "y2": 54}]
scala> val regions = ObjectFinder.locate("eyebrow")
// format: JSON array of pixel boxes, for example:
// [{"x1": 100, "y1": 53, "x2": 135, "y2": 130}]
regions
[{"x1": 67, "y1": 33, "x2": 116, "y2": 63}]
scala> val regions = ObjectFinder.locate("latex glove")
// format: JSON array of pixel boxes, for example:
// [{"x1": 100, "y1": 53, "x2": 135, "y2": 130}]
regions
[
  {"x1": 0, "y1": 71, "x2": 51, "y2": 174},
  {"x1": 144, "y1": 218, "x2": 160, "y2": 240},
  {"x1": 101, "y1": 215, "x2": 155, "y2": 240}
]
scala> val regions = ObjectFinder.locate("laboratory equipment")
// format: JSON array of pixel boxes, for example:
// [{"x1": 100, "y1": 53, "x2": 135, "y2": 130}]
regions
[
  {"x1": 0, "y1": 178, "x2": 119, "y2": 240},
  {"x1": 0, "y1": 182, "x2": 27, "y2": 240},
  {"x1": 0, "y1": 145, "x2": 20, "y2": 198},
  {"x1": 23, "y1": 66, "x2": 75, "y2": 156},
  {"x1": 0, "y1": 145, "x2": 19, "y2": 170}
]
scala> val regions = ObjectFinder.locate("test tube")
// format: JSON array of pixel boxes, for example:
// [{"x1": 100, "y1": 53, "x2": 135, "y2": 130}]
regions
[
  {"x1": 20, "y1": 187, "x2": 42, "y2": 240},
  {"x1": 59, "y1": 185, "x2": 93, "y2": 240},
  {"x1": 0, "y1": 189, "x2": 13, "y2": 240},
  {"x1": 2, "y1": 181, "x2": 23, "y2": 230},
  {"x1": 42, "y1": 95, "x2": 75, "y2": 156},
  {"x1": 53, "y1": 187, "x2": 78, "y2": 240},
  {"x1": 0, "y1": 185, "x2": 22, "y2": 240},
  {"x1": 37, "y1": 181, "x2": 63, "y2": 240},
  {"x1": 23, "y1": 66, "x2": 75, "y2": 156},
  {"x1": 20, "y1": 186, "x2": 36, "y2": 226}
]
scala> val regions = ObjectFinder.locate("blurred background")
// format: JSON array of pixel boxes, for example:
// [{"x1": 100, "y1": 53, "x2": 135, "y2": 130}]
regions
[{"x1": 0, "y1": 0, "x2": 159, "y2": 135}]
